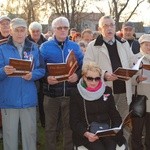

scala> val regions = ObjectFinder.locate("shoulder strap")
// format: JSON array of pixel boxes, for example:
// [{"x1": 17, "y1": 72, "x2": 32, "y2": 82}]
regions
[{"x1": 83, "y1": 99, "x2": 90, "y2": 130}]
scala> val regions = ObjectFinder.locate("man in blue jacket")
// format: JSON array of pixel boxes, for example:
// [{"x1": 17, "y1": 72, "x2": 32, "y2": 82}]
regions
[
  {"x1": 40, "y1": 16, "x2": 83, "y2": 150},
  {"x1": 0, "y1": 18, "x2": 45, "y2": 150}
]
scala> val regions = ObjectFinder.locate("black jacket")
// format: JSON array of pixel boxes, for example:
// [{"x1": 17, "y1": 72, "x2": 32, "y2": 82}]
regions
[{"x1": 69, "y1": 86, "x2": 126, "y2": 146}]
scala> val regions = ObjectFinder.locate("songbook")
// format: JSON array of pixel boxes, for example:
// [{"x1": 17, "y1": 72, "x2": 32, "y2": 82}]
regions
[
  {"x1": 9, "y1": 58, "x2": 33, "y2": 77},
  {"x1": 113, "y1": 56, "x2": 144, "y2": 81},
  {"x1": 47, "y1": 50, "x2": 78, "y2": 82},
  {"x1": 95, "y1": 111, "x2": 132, "y2": 137},
  {"x1": 142, "y1": 64, "x2": 150, "y2": 70}
]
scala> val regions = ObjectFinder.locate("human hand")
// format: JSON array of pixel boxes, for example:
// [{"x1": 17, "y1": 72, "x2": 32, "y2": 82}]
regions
[
  {"x1": 84, "y1": 131, "x2": 99, "y2": 142},
  {"x1": 47, "y1": 76, "x2": 59, "y2": 85},
  {"x1": 22, "y1": 72, "x2": 32, "y2": 80},
  {"x1": 104, "y1": 72, "x2": 118, "y2": 81},
  {"x1": 67, "y1": 73, "x2": 78, "y2": 83},
  {"x1": 4, "y1": 65, "x2": 16, "y2": 75},
  {"x1": 136, "y1": 75, "x2": 147, "y2": 83}
]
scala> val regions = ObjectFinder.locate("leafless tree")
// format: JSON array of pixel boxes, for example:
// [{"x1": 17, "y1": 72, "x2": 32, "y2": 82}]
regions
[
  {"x1": 46, "y1": 0, "x2": 90, "y2": 29},
  {"x1": 0, "y1": 0, "x2": 146, "y2": 31},
  {"x1": 0, "y1": 0, "x2": 92, "y2": 30},
  {"x1": 0, "y1": 0, "x2": 48, "y2": 25},
  {"x1": 96, "y1": 0, "x2": 145, "y2": 30}
]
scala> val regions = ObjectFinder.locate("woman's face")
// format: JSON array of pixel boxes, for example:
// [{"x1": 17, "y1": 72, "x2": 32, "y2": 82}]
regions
[
  {"x1": 141, "y1": 42, "x2": 150, "y2": 54},
  {"x1": 83, "y1": 70, "x2": 101, "y2": 88}
]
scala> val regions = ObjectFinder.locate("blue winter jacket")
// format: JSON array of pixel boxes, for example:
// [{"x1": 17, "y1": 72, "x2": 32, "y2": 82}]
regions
[
  {"x1": 0, "y1": 37, "x2": 45, "y2": 108},
  {"x1": 40, "y1": 37, "x2": 83, "y2": 97}
]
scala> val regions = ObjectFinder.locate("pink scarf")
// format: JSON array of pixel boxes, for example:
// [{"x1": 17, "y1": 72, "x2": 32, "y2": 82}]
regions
[{"x1": 86, "y1": 81, "x2": 102, "y2": 92}]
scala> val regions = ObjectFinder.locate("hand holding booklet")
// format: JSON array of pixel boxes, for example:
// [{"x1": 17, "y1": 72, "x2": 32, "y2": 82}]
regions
[
  {"x1": 9, "y1": 58, "x2": 33, "y2": 77},
  {"x1": 95, "y1": 111, "x2": 132, "y2": 137},
  {"x1": 47, "y1": 50, "x2": 78, "y2": 82},
  {"x1": 113, "y1": 56, "x2": 144, "y2": 81}
]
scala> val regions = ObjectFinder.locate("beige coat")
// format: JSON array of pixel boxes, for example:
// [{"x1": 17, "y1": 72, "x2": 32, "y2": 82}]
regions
[
  {"x1": 135, "y1": 53, "x2": 150, "y2": 112},
  {"x1": 84, "y1": 35, "x2": 135, "y2": 105}
]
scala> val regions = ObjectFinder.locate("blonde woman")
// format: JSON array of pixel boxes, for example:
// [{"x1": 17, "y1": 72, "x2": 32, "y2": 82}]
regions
[{"x1": 70, "y1": 62, "x2": 126, "y2": 150}]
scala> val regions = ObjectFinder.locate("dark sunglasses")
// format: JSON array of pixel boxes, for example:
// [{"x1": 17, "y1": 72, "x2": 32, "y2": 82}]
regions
[
  {"x1": 86, "y1": 76, "x2": 101, "y2": 82},
  {"x1": 56, "y1": 26, "x2": 69, "y2": 30}
]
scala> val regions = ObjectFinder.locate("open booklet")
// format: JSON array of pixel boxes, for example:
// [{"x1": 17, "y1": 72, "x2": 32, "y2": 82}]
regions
[
  {"x1": 9, "y1": 58, "x2": 33, "y2": 77},
  {"x1": 142, "y1": 64, "x2": 150, "y2": 70},
  {"x1": 140, "y1": 64, "x2": 150, "y2": 83},
  {"x1": 95, "y1": 111, "x2": 132, "y2": 137},
  {"x1": 47, "y1": 50, "x2": 78, "y2": 82},
  {"x1": 113, "y1": 56, "x2": 145, "y2": 81}
]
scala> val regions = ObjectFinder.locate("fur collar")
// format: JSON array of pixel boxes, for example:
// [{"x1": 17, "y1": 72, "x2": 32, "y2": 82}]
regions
[{"x1": 94, "y1": 34, "x2": 126, "y2": 46}]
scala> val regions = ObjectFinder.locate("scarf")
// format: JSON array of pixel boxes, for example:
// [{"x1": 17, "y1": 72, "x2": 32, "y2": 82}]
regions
[
  {"x1": 77, "y1": 78, "x2": 106, "y2": 101},
  {"x1": 86, "y1": 80, "x2": 102, "y2": 92}
]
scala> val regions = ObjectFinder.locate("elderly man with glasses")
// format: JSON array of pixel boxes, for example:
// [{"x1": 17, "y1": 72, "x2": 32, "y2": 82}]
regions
[
  {"x1": 40, "y1": 16, "x2": 83, "y2": 150},
  {"x1": 84, "y1": 15, "x2": 135, "y2": 149}
]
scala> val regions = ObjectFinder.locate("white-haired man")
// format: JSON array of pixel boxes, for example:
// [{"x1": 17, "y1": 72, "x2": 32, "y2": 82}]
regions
[
  {"x1": 40, "y1": 16, "x2": 83, "y2": 150},
  {"x1": 27, "y1": 21, "x2": 47, "y2": 128},
  {"x1": 28, "y1": 21, "x2": 47, "y2": 47}
]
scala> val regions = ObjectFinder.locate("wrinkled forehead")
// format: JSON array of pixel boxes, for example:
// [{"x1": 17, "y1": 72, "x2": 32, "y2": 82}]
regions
[
  {"x1": 55, "y1": 21, "x2": 69, "y2": 27},
  {"x1": 99, "y1": 17, "x2": 115, "y2": 27},
  {"x1": 102, "y1": 18, "x2": 114, "y2": 25}
]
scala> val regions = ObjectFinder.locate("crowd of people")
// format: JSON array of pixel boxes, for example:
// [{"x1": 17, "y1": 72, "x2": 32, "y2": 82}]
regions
[{"x1": 0, "y1": 14, "x2": 150, "y2": 150}]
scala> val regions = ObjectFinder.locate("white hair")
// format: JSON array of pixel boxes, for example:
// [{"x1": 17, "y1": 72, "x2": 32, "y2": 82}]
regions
[
  {"x1": 51, "y1": 16, "x2": 70, "y2": 30},
  {"x1": 29, "y1": 21, "x2": 42, "y2": 33},
  {"x1": 98, "y1": 16, "x2": 115, "y2": 28}
]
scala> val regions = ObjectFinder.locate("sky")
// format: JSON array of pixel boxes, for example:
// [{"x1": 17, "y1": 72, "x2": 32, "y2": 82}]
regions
[
  {"x1": 87, "y1": 0, "x2": 150, "y2": 26},
  {"x1": 0, "y1": 0, "x2": 150, "y2": 25}
]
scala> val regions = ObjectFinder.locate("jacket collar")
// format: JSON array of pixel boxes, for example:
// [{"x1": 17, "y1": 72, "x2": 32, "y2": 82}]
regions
[
  {"x1": 94, "y1": 34, "x2": 126, "y2": 46},
  {"x1": 27, "y1": 34, "x2": 47, "y2": 46},
  {"x1": 54, "y1": 36, "x2": 69, "y2": 44},
  {"x1": 7, "y1": 36, "x2": 33, "y2": 52}
]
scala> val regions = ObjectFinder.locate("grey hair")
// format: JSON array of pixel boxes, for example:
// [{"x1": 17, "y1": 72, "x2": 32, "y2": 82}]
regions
[
  {"x1": 98, "y1": 16, "x2": 115, "y2": 28},
  {"x1": 29, "y1": 21, "x2": 42, "y2": 33},
  {"x1": 51, "y1": 16, "x2": 70, "y2": 30}
]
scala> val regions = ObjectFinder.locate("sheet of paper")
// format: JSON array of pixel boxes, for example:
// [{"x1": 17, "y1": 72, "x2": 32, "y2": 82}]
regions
[{"x1": 132, "y1": 55, "x2": 145, "y2": 70}]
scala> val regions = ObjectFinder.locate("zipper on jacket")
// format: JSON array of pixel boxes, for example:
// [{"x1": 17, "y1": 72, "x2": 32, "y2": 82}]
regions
[
  {"x1": 60, "y1": 47, "x2": 66, "y2": 97},
  {"x1": 21, "y1": 79, "x2": 23, "y2": 108}
]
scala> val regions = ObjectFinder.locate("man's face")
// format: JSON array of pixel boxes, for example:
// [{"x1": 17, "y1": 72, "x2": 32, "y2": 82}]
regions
[
  {"x1": 10, "y1": 27, "x2": 27, "y2": 44},
  {"x1": 29, "y1": 29, "x2": 41, "y2": 42},
  {"x1": 53, "y1": 23, "x2": 69, "y2": 41},
  {"x1": 99, "y1": 18, "x2": 116, "y2": 40},
  {"x1": 0, "y1": 19, "x2": 10, "y2": 36},
  {"x1": 122, "y1": 27, "x2": 135, "y2": 40}
]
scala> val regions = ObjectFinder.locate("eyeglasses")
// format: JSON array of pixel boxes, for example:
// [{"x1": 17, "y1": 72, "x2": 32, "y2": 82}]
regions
[
  {"x1": 56, "y1": 26, "x2": 69, "y2": 31},
  {"x1": 102, "y1": 23, "x2": 115, "y2": 29},
  {"x1": 86, "y1": 76, "x2": 101, "y2": 82}
]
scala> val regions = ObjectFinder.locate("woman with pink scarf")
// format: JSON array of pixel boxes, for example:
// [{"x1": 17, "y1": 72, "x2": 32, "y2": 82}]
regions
[{"x1": 70, "y1": 61, "x2": 126, "y2": 150}]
